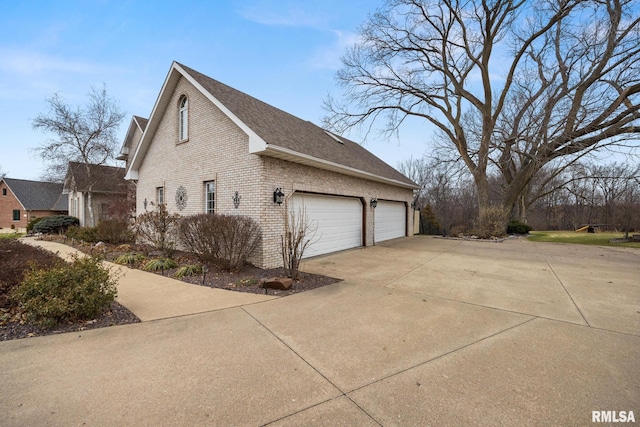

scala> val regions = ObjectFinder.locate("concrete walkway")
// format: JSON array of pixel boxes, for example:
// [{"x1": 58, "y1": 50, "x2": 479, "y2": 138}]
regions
[
  {"x1": 2, "y1": 236, "x2": 638, "y2": 426},
  {"x1": 19, "y1": 238, "x2": 276, "y2": 320}
]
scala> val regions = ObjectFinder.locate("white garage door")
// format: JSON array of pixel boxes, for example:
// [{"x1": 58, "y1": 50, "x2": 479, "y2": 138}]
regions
[
  {"x1": 290, "y1": 193, "x2": 362, "y2": 258},
  {"x1": 375, "y1": 201, "x2": 406, "y2": 242}
]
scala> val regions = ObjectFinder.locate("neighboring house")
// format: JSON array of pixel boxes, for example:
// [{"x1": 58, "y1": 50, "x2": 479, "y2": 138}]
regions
[
  {"x1": 0, "y1": 178, "x2": 68, "y2": 230},
  {"x1": 124, "y1": 61, "x2": 419, "y2": 268},
  {"x1": 117, "y1": 115, "x2": 148, "y2": 171},
  {"x1": 63, "y1": 162, "x2": 129, "y2": 227}
]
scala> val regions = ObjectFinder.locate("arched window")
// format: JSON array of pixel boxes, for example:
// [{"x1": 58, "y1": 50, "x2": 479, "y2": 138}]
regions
[{"x1": 179, "y1": 95, "x2": 188, "y2": 141}]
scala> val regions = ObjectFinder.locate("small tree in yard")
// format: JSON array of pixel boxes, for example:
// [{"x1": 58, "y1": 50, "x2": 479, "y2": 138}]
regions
[
  {"x1": 133, "y1": 204, "x2": 180, "y2": 257},
  {"x1": 32, "y1": 85, "x2": 126, "y2": 226},
  {"x1": 281, "y1": 201, "x2": 317, "y2": 280}
]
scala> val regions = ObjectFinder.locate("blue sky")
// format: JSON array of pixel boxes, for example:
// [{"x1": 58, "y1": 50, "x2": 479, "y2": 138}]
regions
[{"x1": 0, "y1": 0, "x2": 428, "y2": 181}]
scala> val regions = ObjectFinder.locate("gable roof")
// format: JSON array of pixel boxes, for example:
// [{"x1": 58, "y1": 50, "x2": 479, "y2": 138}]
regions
[
  {"x1": 126, "y1": 61, "x2": 418, "y2": 189},
  {"x1": 2, "y1": 178, "x2": 68, "y2": 211},
  {"x1": 63, "y1": 162, "x2": 128, "y2": 194},
  {"x1": 117, "y1": 115, "x2": 148, "y2": 161}
]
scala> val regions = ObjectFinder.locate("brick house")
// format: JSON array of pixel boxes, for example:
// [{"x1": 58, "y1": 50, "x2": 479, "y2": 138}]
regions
[
  {"x1": 124, "y1": 62, "x2": 418, "y2": 268},
  {"x1": 63, "y1": 162, "x2": 130, "y2": 227},
  {"x1": 0, "y1": 178, "x2": 68, "y2": 230}
]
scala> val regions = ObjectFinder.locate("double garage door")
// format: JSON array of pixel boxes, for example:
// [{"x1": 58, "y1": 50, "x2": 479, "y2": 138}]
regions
[{"x1": 290, "y1": 193, "x2": 405, "y2": 259}]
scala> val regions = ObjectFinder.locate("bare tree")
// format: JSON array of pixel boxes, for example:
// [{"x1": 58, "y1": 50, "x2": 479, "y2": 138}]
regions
[
  {"x1": 0, "y1": 165, "x2": 5, "y2": 179},
  {"x1": 397, "y1": 156, "x2": 430, "y2": 208},
  {"x1": 281, "y1": 198, "x2": 317, "y2": 280},
  {"x1": 325, "y1": 0, "x2": 640, "y2": 231},
  {"x1": 33, "y1": 85, "x2": 126, "y2": 225}
]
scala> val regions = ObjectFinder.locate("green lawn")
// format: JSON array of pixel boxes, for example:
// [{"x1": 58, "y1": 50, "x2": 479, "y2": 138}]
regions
[
  {"x1": 0, "y1": 232, "x2": 25, "y2": 240},
  {"x1": 528, "y1": 230, "x2": 640, "y2": 248}
]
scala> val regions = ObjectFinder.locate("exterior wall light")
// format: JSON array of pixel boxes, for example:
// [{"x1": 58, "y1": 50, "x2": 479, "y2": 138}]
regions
[
  {"x1": 232, "y1": 191, "x2": 241, "y2": 209},
  {"x1": 273, "y1": 188, "x2": 285, "y2": 205},
  {"x1": 143, "y1": 198, "x2": 148, "y2": 209},
  {"x1": 370, "y1": 198, "x2": 378, "y2": 208}
]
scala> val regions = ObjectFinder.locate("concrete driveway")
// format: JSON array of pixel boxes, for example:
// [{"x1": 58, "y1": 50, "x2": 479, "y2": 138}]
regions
[{"x1": 1, "y1": 237, "x2": 638, "y2": 426}]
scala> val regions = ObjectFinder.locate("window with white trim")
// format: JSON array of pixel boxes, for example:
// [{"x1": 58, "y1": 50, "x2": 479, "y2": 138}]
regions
[
  {"x1": 205, "y1": 181, "x2": 215, "y2": 214},
  {"x1": 179, "y1": 96, "x2": 189, "y2": 141},
  {"x1": 13, "y1": 209, "x2": 20, "y2": 221}
]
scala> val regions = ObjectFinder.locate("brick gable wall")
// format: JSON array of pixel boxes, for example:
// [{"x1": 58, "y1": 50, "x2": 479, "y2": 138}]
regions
[
  {"x1": 135, "y1": 76, "x2": 414, "y2": 268},
  {"x1": 0, "y1": 182, "x2": 26, "y2": 229}
]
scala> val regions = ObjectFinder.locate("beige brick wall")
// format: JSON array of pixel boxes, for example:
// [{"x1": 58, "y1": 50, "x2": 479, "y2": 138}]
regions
[
  {"x1": 259, "y1": 157, "x2": 413, "y2": 268},
  {"x1": 135, "y1": 75, "x2": 413, "y2": 268}
]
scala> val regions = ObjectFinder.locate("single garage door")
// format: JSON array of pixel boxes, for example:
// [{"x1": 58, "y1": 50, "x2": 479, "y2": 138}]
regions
[
  {"x1": 375, "y1": 200, "x2": 406, "y2": 242},
  {"x1": 290, "y1": 193, "x2": 362, "y2": 258}
]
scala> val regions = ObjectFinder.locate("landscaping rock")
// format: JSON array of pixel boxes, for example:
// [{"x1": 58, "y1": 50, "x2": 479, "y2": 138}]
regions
[{"x1": 260, "y1": 277, "x2": 293, "y2": 290}]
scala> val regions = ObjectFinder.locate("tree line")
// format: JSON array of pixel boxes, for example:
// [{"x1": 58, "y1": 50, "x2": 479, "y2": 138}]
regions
[{"x1": 400, "y1": 156, "x2": 640, "y2": 235}]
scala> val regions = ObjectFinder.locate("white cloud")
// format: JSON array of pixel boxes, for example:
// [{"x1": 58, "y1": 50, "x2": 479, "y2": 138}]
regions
[
  {"x1": 309, "y1": 29, "x2": 360, "y2": 70},
  {"x1": 0, "y1": 48, "x2": 100, "y2": 75},
  {"x1": 238, "y1": 1, "x2": 322, "y2": 28}
]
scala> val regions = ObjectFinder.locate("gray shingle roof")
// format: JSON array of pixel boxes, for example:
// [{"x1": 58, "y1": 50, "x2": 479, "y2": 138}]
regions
[
  {"x1": 134, "y1": 116, "x2": 148, "y2": 131},
  {"x1": 177, "y1": 63, "x2": 417, "y2": 188},
  {"x1": 2, "y1": 178, "x2": 68, "y2": 211},
  {"x1": 64, "y1": 162, "x2": 127, "y2": 194}
]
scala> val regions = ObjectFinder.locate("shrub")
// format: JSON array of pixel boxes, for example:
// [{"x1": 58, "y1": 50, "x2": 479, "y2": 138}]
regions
[
  {"x1": 133, "y1": 205, "x2": 180, "y2": 257},
  {"x1": 32, "y1": 215, "x2": 80, "y2": 235},
  {"x1": 97, "y1": 218, "x2": 134, "y2": 244},
  {"x1": 143, "y1": 258, "x2": 178, "y2": 275},
  {"x1": 507, "y1": 220, "x2": 532, "y2": 235},
  {"x1": 66, "y1": 225, "x2": 98, "y2": 243},
  {"x1": 214, "y1": 215, "x2": 261, "y2": 271},
  {"x1": 0, "y1": 239, "x2": 60, "y2": 310},
  {"x1": 12, "y1": 255, "x2": 118, "y2": 328},
  {"x1": 178, "y1": 214, "x2": 220, "y2": 264},
  {"x1": 114, "y1": 252, "x2": 145, "y2": 266},
  {"x1": 474, "y1": 206, "x2": 509, "y2": 238},
  {"x1": 27, "y1": 217, "x2": 45, "y2": 233},
  {"x1": 281, "y1": 204, "x2": 316, "y2": 280},
  {"x1": 174, "y1": 264, "x2": 202, "y2": 278},
  {"x1": 178, "y1": 213, "x2": 261, "y2": 271}
]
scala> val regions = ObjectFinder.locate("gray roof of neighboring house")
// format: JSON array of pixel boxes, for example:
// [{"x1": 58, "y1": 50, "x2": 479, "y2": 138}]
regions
[
  {"x1": 177, "y1": 63, "x2": 417, "y2": 188},
  {"x1": 64, "y1": 162, "x2": 128, "y2": 194},
  {"x1": 134, "y1": 115, "x2": 148, "y2": 130},
  {"x1": 2, "y1": 178, "x2": 68, "y2": 211}
]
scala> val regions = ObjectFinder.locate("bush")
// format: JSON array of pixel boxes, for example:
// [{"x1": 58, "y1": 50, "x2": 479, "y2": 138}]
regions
[
  {"x1": 12, "y1": 255, "x2": 118, "y2": 328},
  {"x1": 217, "y1": 215, "x2": 261, "y2": 270},
  {"x1": 32, "y1": 215, "x2": 79, "y2": 235},
  {"x1": 474, "y1": 206, "x2": 509, "y2": 238},
  {"x1": 97, "y1": 218, "x2": 134, "y2": 244},
  {"x1": 507, "y1": 220, "x2": 532, "y2": 235},
  {"x1": 281, "y1": 204, "x2": 316, "y2": 280},
  {"x1": 143, "y1": 258, "x2": 178, "y2": 275},
  {"x1": 114, "y1": 252, "x2": 146, "y2": 266},
  {"x1": 66, "y1": 225, "x2": 98, "y2": 243},
  {"x1": 133, "y1": 205, "x2": 180, "y2": 257},
  {"x1": 178, "y1": 213, "x2": 261, "y2": 271},
  {"x1": 174, "y1": 264, "x2": 202, "y2": 278},
  {"x1": 178, "y1": 214, "x2": 220, "y2": 264},
  {"x1": 27, "y1": 217, "x2": 45, "y2": 233},
  {"x1": 0, "y1": 239, "x2": 60, "y2": 310}
]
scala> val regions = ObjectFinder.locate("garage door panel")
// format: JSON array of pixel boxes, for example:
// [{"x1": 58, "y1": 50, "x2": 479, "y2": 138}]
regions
[
  {"x1": 375, "y1": 201, "x2": 406, "y2": 242},
  {"x1": 291, "y1": 194, "x2": 362, "y2": 258}
]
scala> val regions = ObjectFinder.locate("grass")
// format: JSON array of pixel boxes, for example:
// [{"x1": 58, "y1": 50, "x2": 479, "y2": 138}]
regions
[
  {"x1": 528, "y1": 230, "x2": 640, "y2": 248},
  {"x1": 0, "y1": 232, "x2": 25, "y2": 240}
]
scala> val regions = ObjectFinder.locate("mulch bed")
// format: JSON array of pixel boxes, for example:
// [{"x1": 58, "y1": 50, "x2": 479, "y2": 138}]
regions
[
  {"x1": 1, "y1": 302, "x2": 140, "y2": 342},
  {"x1": 63, "y1": 237, "x2": 342, "y2": 297},
  {"x1": 1, "y1": 236, "x2": 340, "y2": 341}
]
